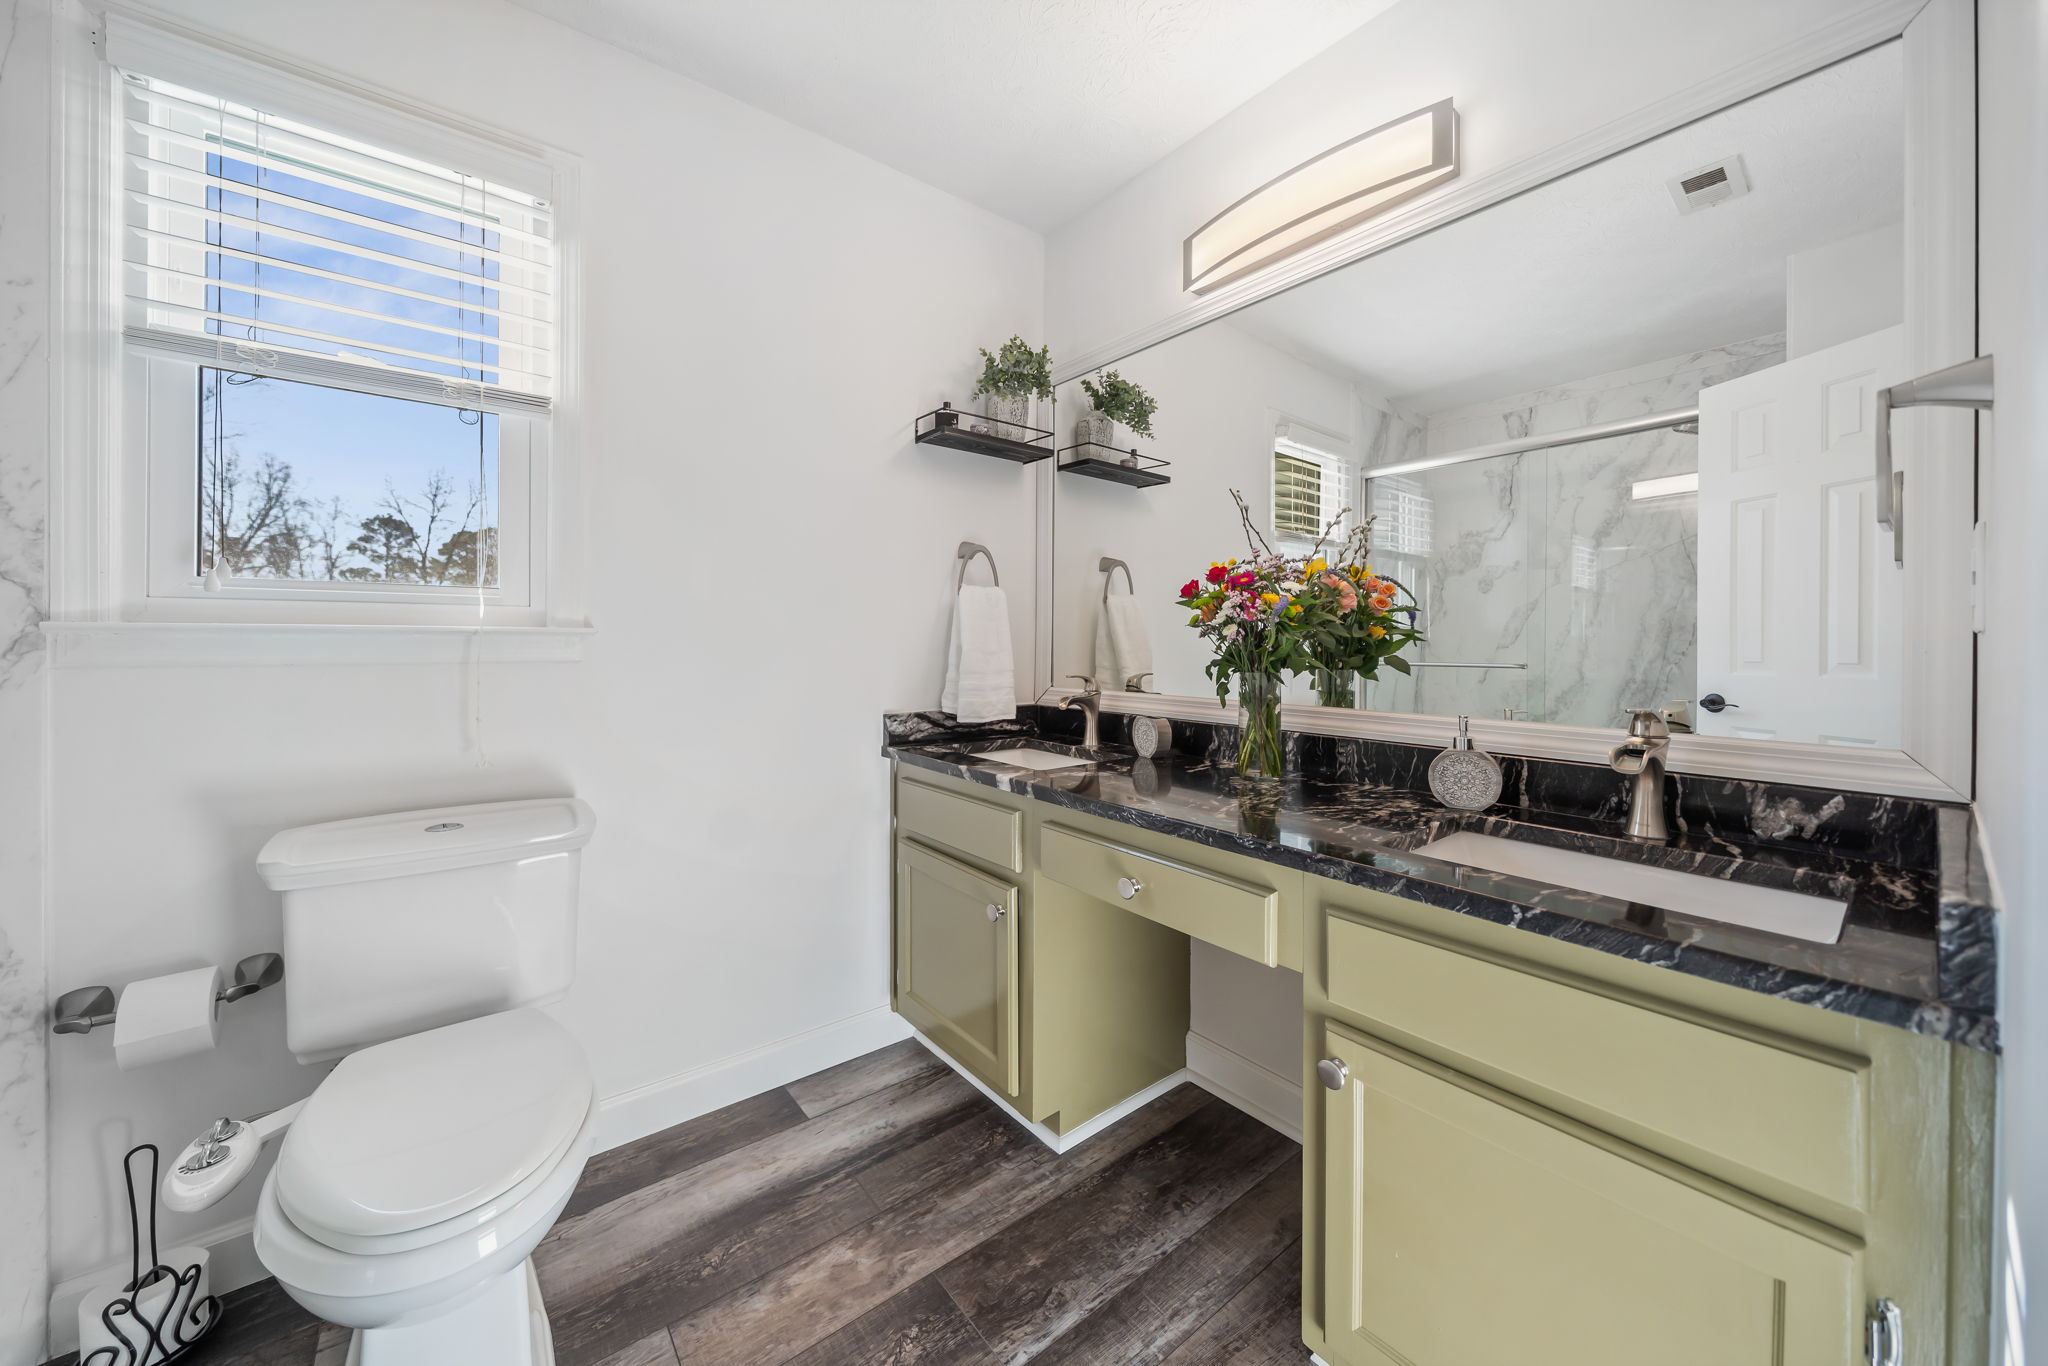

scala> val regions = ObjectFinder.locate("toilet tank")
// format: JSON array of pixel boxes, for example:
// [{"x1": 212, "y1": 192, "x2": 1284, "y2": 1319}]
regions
[{"x1": 256, "y1": 798, "x2": 596, "y2": 1062}]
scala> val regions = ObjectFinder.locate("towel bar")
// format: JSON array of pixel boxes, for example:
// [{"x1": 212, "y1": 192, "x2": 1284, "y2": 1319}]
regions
[
  {"x1": 1099, "y1": 557, "x2": 1134, "y2": 603},
  {"x1": 955, "y1": 541, "x2": 1000, "y2": 591}
]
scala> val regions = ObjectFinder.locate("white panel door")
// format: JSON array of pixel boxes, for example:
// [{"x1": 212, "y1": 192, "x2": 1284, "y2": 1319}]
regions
[{"x1": 1695, "y1": 327, "x2": 1907, "y2": 747}]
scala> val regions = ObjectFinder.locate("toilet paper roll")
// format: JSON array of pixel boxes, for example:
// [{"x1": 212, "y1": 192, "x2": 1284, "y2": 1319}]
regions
[{"x1": 113, "y1": 967, "x2": 221, "y2": 1070}]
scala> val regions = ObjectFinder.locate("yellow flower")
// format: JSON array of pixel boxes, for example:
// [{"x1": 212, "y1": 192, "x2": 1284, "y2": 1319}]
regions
[
  {"x1": 1305, "y1": 557, "x2": 1327, "y2": 575},
  {"x1": 1369, "y1": 625, "x2": 1386, "y2": 638},
  {"x1": 1289, "y1": 604, "x2": 1303, "y2": 616}
]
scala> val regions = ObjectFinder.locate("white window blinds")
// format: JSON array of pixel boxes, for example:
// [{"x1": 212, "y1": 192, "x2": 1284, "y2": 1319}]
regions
[
  {"x1": 1273, "y1": 430, "x2": 1354, "y2": 542},
  {"x1": 119, "y1": 70, "x2": 554, "y2": 414}
]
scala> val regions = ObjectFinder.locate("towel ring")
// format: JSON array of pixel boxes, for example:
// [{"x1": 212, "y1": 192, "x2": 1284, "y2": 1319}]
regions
[
  {"x1": 956, "y1": 541, "x2": 1000, "y2": 591},
  {"x1": 1099, "y1": 556, "x2": 1134, "y2": 603}
]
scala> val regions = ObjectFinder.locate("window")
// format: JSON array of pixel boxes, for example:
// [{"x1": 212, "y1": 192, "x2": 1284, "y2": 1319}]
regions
[
  {"x1": 1370, "y1": 475, "x2": 1434, "y2": 557},
  {"x1": 108, "y1": 36, "x2": 565, "y2": 626},
  {"x1": 1271, "y1": 431, "x2": 1353, "y2": 545}
]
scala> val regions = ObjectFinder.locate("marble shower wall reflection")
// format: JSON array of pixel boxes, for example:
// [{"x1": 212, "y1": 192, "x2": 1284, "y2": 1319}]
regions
[{"x1": 1368, "y1": 338, "x2": 1784, "y2": 729}]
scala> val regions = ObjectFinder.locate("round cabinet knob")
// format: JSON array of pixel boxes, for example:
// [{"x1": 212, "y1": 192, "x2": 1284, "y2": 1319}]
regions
[
  {"x1": 1116, "y1": 876, "x2": 1144, "y2": 901},
  {"x1": 1698, "y1": 693, "x2": 1739, "y2": 713},
  {"x1": 1317, "y1": 1057, "x2": 1350, "y2": 1091},
  {"x1": 985, "y1": 903, "x2": 1006, "y2": 923}
]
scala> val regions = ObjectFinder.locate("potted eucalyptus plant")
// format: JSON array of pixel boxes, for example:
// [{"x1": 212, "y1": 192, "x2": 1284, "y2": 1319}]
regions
[
  {"x1": 1076, "y1": 370, "x2": 1158, "y2": 457},
  {"x1": 972, "y1": 335, "x2": 1053, "y2": 440}
]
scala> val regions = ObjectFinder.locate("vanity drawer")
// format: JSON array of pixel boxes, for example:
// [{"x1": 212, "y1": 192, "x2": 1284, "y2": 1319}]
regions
[
  {"x1": 1325, "y1": 914, "x2": 1869, "y2": 1211},
  {"x1": 896, "y1": 777, "x2": 1021, "y2": 873},
  {"x1": 1040, "y1": 824, "x2": 1280, "y2": 966}
]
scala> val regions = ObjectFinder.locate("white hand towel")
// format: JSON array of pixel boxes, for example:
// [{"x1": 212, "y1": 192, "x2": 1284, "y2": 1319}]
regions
[
  {"x1": 941, "y1": 585, "x2": 1016, "y2": 723},
  {"x1": 1094, "y1": 594, "x2": 1154, "y2": 691}
]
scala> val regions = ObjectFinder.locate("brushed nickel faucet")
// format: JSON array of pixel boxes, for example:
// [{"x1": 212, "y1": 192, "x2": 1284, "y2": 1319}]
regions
[
  {"x1": 1609, "y1": 708, "x2": 1672, "y2": 841},
  {"x1": 1062, "y1": 675, "x2": 1103, "y2": 750}
]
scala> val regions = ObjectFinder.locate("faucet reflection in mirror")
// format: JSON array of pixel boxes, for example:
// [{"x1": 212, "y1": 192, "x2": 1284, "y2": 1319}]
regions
[{"x1": 1175, "y1": 491, "x2": 1424, "y2": 779}]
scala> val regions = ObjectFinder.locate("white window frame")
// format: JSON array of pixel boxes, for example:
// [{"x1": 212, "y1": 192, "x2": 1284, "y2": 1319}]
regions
[{"x1": 50, "y1": 7, "x2": 586, "y2": 650}]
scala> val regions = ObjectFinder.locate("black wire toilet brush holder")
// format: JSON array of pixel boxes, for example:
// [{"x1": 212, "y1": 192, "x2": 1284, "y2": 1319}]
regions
[{"x1": 80, "y1": 1144, "x2": 221, "y2": 1365}]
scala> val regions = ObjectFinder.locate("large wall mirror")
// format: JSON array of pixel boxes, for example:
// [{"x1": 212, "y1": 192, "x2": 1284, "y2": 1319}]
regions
[{"x1": 1049, "y1": 36, "x2": 1974, "y2": 799}]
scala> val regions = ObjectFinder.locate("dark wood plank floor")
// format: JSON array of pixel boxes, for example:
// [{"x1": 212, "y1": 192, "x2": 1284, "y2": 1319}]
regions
[{"x1": 58, "y1": 1040, "x2": 1306, "y2": 1366}]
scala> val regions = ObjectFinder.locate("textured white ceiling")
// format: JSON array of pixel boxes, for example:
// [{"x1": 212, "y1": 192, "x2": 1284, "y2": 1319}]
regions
[
  {"x1": 1227, "y1": 41, "x2": 1904, "y2": 413},
  {"x1": 497, "y1": 0, "x2": 1402, "y2": 229}
]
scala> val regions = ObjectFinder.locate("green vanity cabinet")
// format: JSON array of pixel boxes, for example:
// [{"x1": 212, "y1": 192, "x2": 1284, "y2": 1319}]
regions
[
  {"x1": 892, "y1": 771, "x2": 1191, "y2": 1133},
  {"x1": 894, "y1": 838, "x2": 1020, "y2": 1097},
  {"x1": 888, "y1": 765, "x2": 1992, "y2": 1362},
  {"x1": 1319, "y1": 1021, "x2": 1863, "y2": 1366},
  {"x1": 1303, "y1": 878, "x2": 1994, "y2": 1366}
]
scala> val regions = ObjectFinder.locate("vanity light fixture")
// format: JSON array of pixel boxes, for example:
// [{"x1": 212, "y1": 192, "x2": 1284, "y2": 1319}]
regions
[{"x1": 1183, "y1": 98, "x2": 1458, "y2": 295}]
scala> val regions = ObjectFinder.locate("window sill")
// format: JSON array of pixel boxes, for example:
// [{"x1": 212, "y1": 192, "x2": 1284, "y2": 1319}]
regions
[{"x1": 42, "y1": 620, "x2": 593, "y2": 668}]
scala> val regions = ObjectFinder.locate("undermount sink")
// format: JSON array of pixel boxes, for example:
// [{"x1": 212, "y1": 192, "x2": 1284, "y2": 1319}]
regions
[
  {"x1": 971, "y1": 745, "x2": 1097, "y2": 772},
  {"x1": 1414, "y1": 831, "x2": 1849, "y2": 945}
]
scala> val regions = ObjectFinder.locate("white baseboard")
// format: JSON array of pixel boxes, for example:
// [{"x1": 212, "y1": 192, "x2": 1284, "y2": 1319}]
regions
[
  {"x1": 47, "y1": 1005, "x2": 913, "y2": 1356},
  {"x1": 48, "y1": 1216, "x2": 268, "y2": 1358},
  {"x1": 1184, "y1": 1031, "x2": 1305, "y2": 1144},
  {"x1": 907, "y1": 1030, "x2": 1191, "y2": 1154},
  {"x1": 595, "y1": 1004, "x2": 912, "y2": 1151}
]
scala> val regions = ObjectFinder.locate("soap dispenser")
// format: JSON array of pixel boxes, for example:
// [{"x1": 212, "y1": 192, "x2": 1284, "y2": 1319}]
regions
[{"x1": 1428, "y1": 716, "x2": 1503, "y2": 811}]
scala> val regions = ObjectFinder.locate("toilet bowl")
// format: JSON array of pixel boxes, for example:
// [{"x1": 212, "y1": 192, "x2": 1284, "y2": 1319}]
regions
[{"x1": 253, "y1": 1009, "x2": 595, "y2": 1364}]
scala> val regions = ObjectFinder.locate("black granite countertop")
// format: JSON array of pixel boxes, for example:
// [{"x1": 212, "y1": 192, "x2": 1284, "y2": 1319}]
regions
[{"x1": 884, "y1": 709, "x2": 1998, "y2": 1052}]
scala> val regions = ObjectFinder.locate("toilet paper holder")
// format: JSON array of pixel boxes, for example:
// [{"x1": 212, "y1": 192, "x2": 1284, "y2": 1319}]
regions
[{"x1": 50, "y1": 954, "x2": 285, "y2": 1037}]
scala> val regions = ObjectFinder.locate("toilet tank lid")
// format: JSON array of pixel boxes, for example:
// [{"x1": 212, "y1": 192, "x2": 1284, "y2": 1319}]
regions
[{"x1": 257, "y1": 798, "x2": 595, "y2": 890}]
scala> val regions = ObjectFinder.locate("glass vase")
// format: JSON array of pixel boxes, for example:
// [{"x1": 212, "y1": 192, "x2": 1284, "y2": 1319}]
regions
[
  {"x1": 1236, "y1": 672, "x2": 1286, "y2": 780},
  {"x1": 1311, "y1": 669, "x2": 1357, "y2": 709}
]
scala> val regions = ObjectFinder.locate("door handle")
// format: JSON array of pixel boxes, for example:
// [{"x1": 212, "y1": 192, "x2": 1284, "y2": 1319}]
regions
[
  {"x1": 1865, "y1": 1298, "x2": 1902, "y2": 1366},
  {"x1": 1698, "y1": 693, "x2": 1738, "y2": 713},
  {"x1": 1874, "y1": 354, "x2": 1992, "y2": 566}
]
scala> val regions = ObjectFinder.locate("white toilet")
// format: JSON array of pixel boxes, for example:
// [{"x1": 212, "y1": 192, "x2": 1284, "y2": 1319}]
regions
[{"x1": 249, "y1": 797, "x2": 598, "y2": 1366}]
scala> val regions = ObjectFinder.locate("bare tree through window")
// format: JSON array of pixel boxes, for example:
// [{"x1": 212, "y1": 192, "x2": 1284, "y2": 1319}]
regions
[{"x1": 198, "y1": 369, "x2": 498, "y2": 588}]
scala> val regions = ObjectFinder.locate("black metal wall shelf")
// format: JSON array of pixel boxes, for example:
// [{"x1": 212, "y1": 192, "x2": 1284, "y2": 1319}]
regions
[
  {"x1": 1057, "y1": 442, "x2": 1171, "y2": 488},
  {"x1": 914, "y1": 404, "x2": 1052, "y2": 463}
]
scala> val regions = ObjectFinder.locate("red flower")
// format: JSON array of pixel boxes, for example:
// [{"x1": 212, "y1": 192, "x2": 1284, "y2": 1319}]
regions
[
  {"x1": 1205, "y1": 564, "x2": 1228, "y2": 585},
  {"x1": 1179, "y1": 579, "x2": 1201, "y2": 600}
]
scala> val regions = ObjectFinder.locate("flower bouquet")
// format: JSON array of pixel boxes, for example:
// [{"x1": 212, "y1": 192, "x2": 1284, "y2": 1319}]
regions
[
  {"x1": 1302, "y1": 523, "x2": 1423, "y2": 708},
  {"x1": 1176, "y1": 492, "x2": 1423, "y2": 777}
]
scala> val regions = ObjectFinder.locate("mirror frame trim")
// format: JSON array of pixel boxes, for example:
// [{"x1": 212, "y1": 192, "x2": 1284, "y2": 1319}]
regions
[{"x1": 1039, "y1": 0, "x2": 1975, "y2": 803}]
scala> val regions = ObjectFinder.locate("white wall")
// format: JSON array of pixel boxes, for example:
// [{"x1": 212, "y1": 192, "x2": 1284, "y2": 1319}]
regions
[
  {"x1": 1045, "y1": 0, "x2": 1912, "y2": 367},
  {"x1": 25, "y1": 0, "x2": 1043, "y2": 1352},
  {"x1": 1977, "y1": 3, "x2": 2048, "y2": 1362},
  {"x1": 1785, "y1": 221, "x2": 1904, "y2": 357}
]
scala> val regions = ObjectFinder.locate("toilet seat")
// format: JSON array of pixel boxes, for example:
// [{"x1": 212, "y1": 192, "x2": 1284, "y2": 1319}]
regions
[
  {"x1": 275, "y1": 1009, "x2": 593, "y2": 1253},
  {"x1": 255, "y1": 1007, "x2": 596, "y2": 1324},
  {"x1": 253, "y1": 1094, "x2": 593, "y2": 1325}
]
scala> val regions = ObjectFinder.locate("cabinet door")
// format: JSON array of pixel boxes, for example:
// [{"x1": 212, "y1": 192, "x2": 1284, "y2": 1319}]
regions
[
  {"x1": 895, "y1": 840, "x2": 1019, "y2": 1097},
  {"x1": 1319, "y1": 1022, "x2": 1862, "y2": 1366}
]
